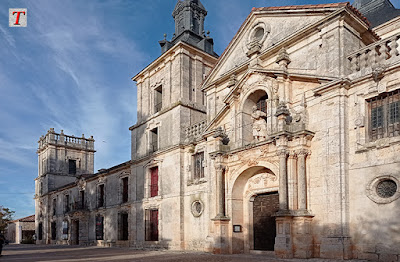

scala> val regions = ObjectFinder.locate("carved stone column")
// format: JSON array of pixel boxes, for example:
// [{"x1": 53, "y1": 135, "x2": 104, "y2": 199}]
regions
[
  {"x1": 288, "y1": 152, "x2": 298, "y2": 210},
  {"x1": 297, "y1": 149, "x2": 309, "y2": 210},
  {"x1": 215, "y1": 163, "x2": 225, "y2": 218},
  {"x1": 210, "y1": 152, "x2": 230, "y2": 254},
  {"x1": 277, "y1": 149, "x2": 289, "y2": 210}
]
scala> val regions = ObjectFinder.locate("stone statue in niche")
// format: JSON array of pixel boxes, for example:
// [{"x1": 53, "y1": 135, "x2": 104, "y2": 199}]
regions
[{"x1": 252, "y1": 106, "x2": 268, "y2": 142}]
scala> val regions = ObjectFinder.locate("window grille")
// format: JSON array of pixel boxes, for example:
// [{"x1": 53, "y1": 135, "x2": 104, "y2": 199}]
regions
[
  {"x1": 256, "y1": 95, "x2": 268, "y2": 113},
  {"x1": 368, "y1": 89, "x2": 400, "y2": 140},
  {"x1": 193, "y1": 152, "x2": 205, "y2": 180}
]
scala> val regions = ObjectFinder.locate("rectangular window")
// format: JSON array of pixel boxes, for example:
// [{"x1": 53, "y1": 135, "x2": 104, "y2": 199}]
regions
[
  {"x1": 150, "y1": 167, "x2": 159, "y2": 197},
  {"x1": 52, "y1": 198, "x2": 56, "y2": 216},
  {"x1": 193, "y1": 152, "x2": 205, "y2": 180},
  {"x1": 79, "y1": 190, "x2": 85, "y2": 209},
  {"x1": 62, "y1": 221, "x2": 69, "y2": 240},
  {"x1": 154, "y1": 85, "x2": 163, "y2": 113},
  {"x1": 119, "y1": 213, "x2": 129, "y2": 240},
  {"x1": 65, "y1": 194, "x2": 70, "y2": 213},
  {"x1": 95, "y1": 216, "x2": 104, "y2": 240},
  {"x1": 122, "y1": 177, "x2": 129, "y2": 203},
  {"x1": 368, "y1": 89, "x2": 400, "y2": 140},
  {"x1": 51, "y1": 222, "x2": 57, "y2": 240},
  {"x1": 145, "y1": 209, "x2": 159, "y2": 241},
  {"x1": 38, "y1": 222, "x2": 43, "y2": 240},
  {"x1": 68, "y1": 160, "x2": 76, "y2": 175},
  {"x1": 150, "y1": 128, "x2": 158, "y2": 153},
  {"x1": 98, "y1": 184, "x2": 105, "y2": 208},
  {"x1": 389, "y1": 101, "x2": 400, "y2": 124}
]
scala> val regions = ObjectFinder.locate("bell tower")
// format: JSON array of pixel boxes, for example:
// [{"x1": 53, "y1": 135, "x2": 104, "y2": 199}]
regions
[{"x1": 159, "y1": 0, "x2": 216, "y2": 56}]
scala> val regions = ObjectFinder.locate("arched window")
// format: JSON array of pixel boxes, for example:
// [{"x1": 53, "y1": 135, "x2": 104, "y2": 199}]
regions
[{"x1": 256, "y1": 95, "x2": 268, "y2": 113}]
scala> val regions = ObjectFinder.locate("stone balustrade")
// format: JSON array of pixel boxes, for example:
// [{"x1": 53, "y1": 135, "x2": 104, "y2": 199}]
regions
[
  {"x1": 38, "y1": 128, "x2": 95, "y2": 151},
  {"x1": 347, "y1": 33, "x2": 400, "y2": 78},
  {"x1": 185, "y1": 120, "x2": 207, "y2": 142}
]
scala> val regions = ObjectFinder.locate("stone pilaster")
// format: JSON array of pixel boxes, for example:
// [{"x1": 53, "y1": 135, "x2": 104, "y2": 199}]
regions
[
  {"x1": 214, "y1": 163, "x2": 225, "y2": 218},
  {"x1": 277, "y1": 149, "x2": 289, "y2": 210},
  {"x1": 297, "y1": 149, "x2": 309, "y2": 210}
]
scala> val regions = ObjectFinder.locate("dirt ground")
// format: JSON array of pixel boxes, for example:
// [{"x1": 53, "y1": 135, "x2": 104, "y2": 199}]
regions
[{"x1": 1, "y1": 244, "x2": 368, "y2": 262}]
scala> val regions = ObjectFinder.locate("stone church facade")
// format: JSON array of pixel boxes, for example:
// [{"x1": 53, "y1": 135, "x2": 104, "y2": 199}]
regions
[{"x1": 35, "y1": 0, "x2": 400, "y2": 260}]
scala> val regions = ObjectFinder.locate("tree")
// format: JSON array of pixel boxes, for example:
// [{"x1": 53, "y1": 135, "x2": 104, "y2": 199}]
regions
[{"x1": 0, "y1": 206, "x2": 15, "y2": 233}]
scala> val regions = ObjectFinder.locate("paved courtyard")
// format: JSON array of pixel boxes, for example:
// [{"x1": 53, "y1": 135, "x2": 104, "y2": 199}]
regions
[{"x1": 1, "y1": 245, "x2": 368, "y2": 262}]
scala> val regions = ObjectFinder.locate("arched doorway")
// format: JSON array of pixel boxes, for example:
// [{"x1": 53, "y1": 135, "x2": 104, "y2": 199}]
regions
[
  {"x1": 229, "y1": 165, "x2": 279, "y2": 253},
  {"x1": 253, "y1": 192, "x2": 279, "y2": 251}
]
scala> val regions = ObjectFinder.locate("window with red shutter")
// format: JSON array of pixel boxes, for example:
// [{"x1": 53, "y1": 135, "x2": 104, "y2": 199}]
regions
[{"x1": 150, "y1": 167, "x2": 159, "y2": 197}]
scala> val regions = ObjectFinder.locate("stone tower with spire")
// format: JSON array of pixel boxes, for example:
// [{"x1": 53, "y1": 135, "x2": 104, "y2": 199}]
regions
[
  {"x1": 159, "y1": 0, "x2": 217, "y2": 56},
  {"x1": 130, "y1": 0, "x2": 218, "y2": 250}
]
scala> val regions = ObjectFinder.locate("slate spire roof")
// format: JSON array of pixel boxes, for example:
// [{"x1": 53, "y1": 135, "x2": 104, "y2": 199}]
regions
[
  {"x1": 353, "y1": 0, "x2": 400, "y2": 27},
  {"x1": 159, "y1": 0, "x2": 217, "y2": 57}
]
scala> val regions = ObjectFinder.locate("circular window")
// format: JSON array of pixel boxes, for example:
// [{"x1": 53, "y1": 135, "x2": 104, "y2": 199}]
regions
[
  {"x1": 254, "y1": 27, "x2": 264, "y2": 42},
  {"x1": 366, "y1": 175, "x2": 399, "y2": 204},
  {"x1": 191, "y1": 200, "x2": 204, "y2": 217},
  {"x1": 376, "y1": 179, "x2": 397, "y2": 198}
]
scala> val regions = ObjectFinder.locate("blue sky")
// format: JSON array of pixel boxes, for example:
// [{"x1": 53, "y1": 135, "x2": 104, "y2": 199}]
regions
[{"x1": 0, "y1": 0, "x2": 399, "y2": 219}]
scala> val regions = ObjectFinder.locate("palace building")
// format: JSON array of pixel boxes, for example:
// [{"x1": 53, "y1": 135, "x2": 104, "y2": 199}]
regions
[{"x1": 35, "y1": 0, "x2": 400, "y2": 260}]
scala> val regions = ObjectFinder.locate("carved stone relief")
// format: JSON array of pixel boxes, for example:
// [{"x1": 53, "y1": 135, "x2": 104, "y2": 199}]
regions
[{"x1": 244, "y1": 172, "x2": 278, "y2": 196}]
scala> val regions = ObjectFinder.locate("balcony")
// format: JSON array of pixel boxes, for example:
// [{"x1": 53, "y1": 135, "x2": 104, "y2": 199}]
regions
[
  {"x1": 347, "y1": 33, "x2": 400, "y2": 79},
  {"x1": 185, "y1": 120, "x2": 207, "y2": 142},
  {"x1": 65, "y1": 201, "x2": 88, "y2": 214}
]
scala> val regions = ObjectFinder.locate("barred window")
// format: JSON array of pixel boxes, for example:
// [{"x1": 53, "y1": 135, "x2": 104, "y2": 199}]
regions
[
  {"x1": 368, "y1": 89, "x2": 400, "y2": 141},
  {"x1": 256, "y1": 95, "x2": 268, "y2": 113},
  {"x1": 193, "y1": 152, "x2": 205, "y2": 180}
]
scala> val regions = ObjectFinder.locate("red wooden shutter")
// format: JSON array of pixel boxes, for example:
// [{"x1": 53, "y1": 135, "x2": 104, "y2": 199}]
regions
[
  {"x1": 150, "y1": 167, "x2": 159, "y2": 197},
  {"x1": 150, "y1": 209, "x2": 159, "y2": 241}
]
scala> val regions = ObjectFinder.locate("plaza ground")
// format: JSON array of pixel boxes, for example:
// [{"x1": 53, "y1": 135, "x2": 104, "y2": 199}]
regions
[{"x1": 1, "y1": 244, "x2": 368, "y2": 262}]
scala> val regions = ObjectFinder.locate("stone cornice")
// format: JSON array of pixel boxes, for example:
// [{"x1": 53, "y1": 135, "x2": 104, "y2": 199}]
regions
[
  {"x1": 132, "y1": 41, "x2": 217, "y2": 83},
  {"x1": 129, "y1": 101, "x2": 206, "y2": 131},
  {"x1": 201, "y1": 5, "x2": 377, "y2": 91}
]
